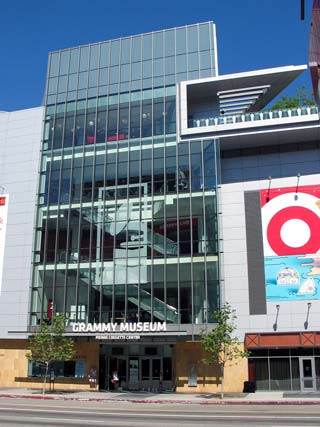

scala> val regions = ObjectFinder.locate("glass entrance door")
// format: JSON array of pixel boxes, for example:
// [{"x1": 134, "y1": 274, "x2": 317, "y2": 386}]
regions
[
  {"x1": 109, "y1": 356, "x2": 127, "y2": 390},
  {"x1": 140, "y1": 358, "x2": 162, "y2": 391},
  {"x1": 299, "y1": 357, "x2": 316, "y2": 391},
  {"x1": 129, "y1": 357, "x2": 139, "y2": 386}
]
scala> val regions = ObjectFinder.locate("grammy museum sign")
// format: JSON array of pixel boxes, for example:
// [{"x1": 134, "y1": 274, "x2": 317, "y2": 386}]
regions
[{"x1": 72, "y1": 321, "x2": 167, "y2": 335}]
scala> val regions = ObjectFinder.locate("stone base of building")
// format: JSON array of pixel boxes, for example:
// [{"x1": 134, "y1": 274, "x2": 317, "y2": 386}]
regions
[
  {"x1": 0, "y1": 339, "x2": 99, "y2": 391},
  {"x1": 174, "y1": 341, "x2": 248, "y2": 393},
  {"x1": 0, "y1": 338, "x2": 247, "y2": 393}
]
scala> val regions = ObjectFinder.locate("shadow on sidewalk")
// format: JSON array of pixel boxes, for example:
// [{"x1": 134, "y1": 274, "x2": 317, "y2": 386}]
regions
[{"x1": 197, "y1": 393, "x2": 249, "y2": 399}]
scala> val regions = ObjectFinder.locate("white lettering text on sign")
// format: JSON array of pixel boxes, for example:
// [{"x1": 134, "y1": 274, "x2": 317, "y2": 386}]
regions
[{"x1": 72, "y1": 322, "x2": 166, "y2": 333}]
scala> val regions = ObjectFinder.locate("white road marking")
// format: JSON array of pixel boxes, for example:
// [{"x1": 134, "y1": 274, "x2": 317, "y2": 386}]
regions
[{"x1": 0, "y1": 407, "x2": 319, "y2": 420}]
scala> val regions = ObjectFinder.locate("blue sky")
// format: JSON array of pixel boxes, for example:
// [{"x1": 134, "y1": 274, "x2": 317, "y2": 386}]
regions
[{"x1": 0, "y1": 0, "x2": 313, "y2": 111}]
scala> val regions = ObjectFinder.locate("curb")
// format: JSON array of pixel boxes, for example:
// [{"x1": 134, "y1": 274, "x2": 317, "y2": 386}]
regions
[{"x1": 0, "y1": 394, "x2": 320, "y2": 405}]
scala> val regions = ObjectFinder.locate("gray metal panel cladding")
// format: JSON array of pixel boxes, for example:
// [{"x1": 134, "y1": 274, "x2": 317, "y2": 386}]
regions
[{"x1": 244, "y1": 191, "x2": 266, "y2": 315}]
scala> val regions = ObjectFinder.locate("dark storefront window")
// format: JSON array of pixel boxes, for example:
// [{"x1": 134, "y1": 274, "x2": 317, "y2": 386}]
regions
[
  {"x1": 270, "y1": 358, "x2": 291, "y2": 391},
  {"x1": 250, "y1": 350, "x2": 320, "y2": 391},
  {"x1": 28, "y1": 360, "x2": 86, "y2": 378}
]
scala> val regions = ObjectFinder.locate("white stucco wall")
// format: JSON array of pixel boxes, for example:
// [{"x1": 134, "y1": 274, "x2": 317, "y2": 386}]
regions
[{"x1": 0, "y1": 107, "x2": 43, "y2": 338}]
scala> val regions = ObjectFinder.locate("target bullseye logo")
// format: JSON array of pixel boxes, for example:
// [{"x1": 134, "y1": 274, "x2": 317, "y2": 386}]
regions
[
  {"x1": 261, "y1": 190, "x2": 320, "y2": 257},
  {"x1": 266, "y1": 206, "x2": 320, "y2": 255}
]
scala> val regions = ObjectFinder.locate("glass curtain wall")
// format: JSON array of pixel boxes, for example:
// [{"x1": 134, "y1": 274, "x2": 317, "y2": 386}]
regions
[{"x1": 31, "y1": 23, "x2": 219, "y2": 327}]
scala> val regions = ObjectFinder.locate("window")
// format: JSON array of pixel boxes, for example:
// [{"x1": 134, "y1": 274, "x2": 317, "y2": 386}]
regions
[
  {"x1": 145, "y1": 347, "x2": 157, "y2": 355},
  {"x1": 112, "y1": 347, "x2": 124, "y2": 355},
  {"x1": 28, "y1": 360, "x2": 86, "y2": 378}
]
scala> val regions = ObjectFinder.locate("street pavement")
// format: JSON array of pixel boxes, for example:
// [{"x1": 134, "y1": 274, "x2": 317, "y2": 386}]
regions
[{"x1": 0, "y1": 387, "x2": 320, "y2": 405}]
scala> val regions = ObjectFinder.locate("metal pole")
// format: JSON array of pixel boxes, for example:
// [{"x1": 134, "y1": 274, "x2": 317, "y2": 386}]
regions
[
  {"x1": 107, "y1": 356, "x2": 110, "y2": 391},
  {"x1": 301, "y1": 0, "x2": 305, "y2": 20}
]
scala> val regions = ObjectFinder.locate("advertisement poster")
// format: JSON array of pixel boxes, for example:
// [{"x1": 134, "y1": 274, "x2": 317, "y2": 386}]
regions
[
  {"x1": 188, "y1": 364, "x2": 198, "y2": 387},
  {"x1": 0, "y1": 195, "x2": 9, "y2": 295},
  {"x1": 260, "y1": 185, "x2": 320, "y2": 302}
]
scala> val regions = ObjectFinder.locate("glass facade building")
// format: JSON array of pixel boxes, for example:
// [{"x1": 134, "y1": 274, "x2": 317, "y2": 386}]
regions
[
  {"x1": 31, "y1": 23, "x2": 220, "y2": 334},
  {"x1": 2, "y1": 19, "x2": 317, "y2": 395}
]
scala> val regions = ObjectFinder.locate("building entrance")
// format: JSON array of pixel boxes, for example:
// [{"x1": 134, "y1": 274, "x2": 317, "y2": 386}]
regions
[
  {"x1": 105, "y1": 355, "x2": 171, "y2": 391},
  {"x1": 109, "y1": 356, "x2": 127, "y2": 390},
  {"x1": 299, "y1": 357, "x2": 316, "y2": 392},
  {"x1": 99, "y1": 343, "x2": 173, "y2": 391}
]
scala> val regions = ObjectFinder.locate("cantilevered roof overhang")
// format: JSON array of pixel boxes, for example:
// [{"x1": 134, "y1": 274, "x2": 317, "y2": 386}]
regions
[
  {"x1": 178, "y1": 64, "x2": 310, "y2": 140},
  {"x1": 184, "y1": 65, "x2": 307, "y2": 113}
]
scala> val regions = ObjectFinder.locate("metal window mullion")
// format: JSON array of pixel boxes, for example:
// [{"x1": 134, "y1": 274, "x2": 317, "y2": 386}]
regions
[
  {"x1": 172, "y1": 26, "x2": 181, "y2": 325},
  {"x1": 214, "y1": 139, "x2": 222, "y2": 309},
  {"x1": 162, "y1": 91, "x2": 168, "y2": 323},
  {"x1": 111, "y1": 141, "x2": 119, "y2": 324},
  {"x1": 44, "y1": 52, "x2": 61, "y2": 320},
  {"x1": 124, "y1": 38, "x2": 134, "y2": 321},
  {"x1": 55, "y1": 53, "x2": 72, "y2": 315},
  {"x1": 63, "y1": 49, "x2": 82, "y2": 318},
  {"x1": 87, "y1": 47, "x2": 100, "y2": 324},
  {"x1": 175, "y1": 141, "x2": 180, "y2": 323},
  {"x1": 121, "y1": 38, "x2": 130, "y2": 322},
  {"x1": 63, "y1": 158, "x2": 73, "y2": 315},
  {"x1": 122, "y1": 44, "x2": 133, "y2": 319},
  {"x1": 75, "y1": 145, "x2": 86, "y2": 322},
  {"x1": 137, "y1": 157, "x2": 143, "y2": 322},
  {"x1": 103, "y1": 42, "x2": 111, "y2": 147},
  {"x1": 208, "y1": 23, "x2": 214, "y2": 74},
  {"x1": 112, "y1": 42, "x2": 122, "y2": 323},
  {"x1": 75, "y1": 64, "x2": 90, "y2": 321},
  {"x1": 44, "y1": 51, "x2": 64, "y2": 322},
  {"x1": 138, "y1": 178, "x2": 142, "y2": 322},
  {"x1": 111, "y1": 194, "x2": 117, "y2": 324},
  {"x1": 98, "y1": 183, "x2": 106, "y2": 324},
  {"x1": 93, "y1": 42, "x2": 103, "y2": 325},
  {"x1": 188, "y1": 140, "x2": 194, "y2": 332},
  {"x1": 124, "y1": 149, "x2": 130, "y2": 321},
  {"x1": 163, "y1": 55, "x2": 170, "y2": 321},
  {"x1": 51, "y1": 134, "x2": 65, "y2": 315},
  {"x1": 173, "y1": 27, "x2": 178, "y2": 85},
  {"x1": 201, "y1": 141, "x2": 209, "y2": 311},
  {"x1": 289, "y1": 354, "x2": 293, "y2": 391},
  {"x1": 268, "y1": 354, "x2": 271, "y2": 391},
  {"x1": 185, "y1": 25, "x2": 189, "y2": 79},
  {"x1": 115, "y1": 42, "x2": 121, "y2": 143},
  {"x1": 88, "y1": 44, "x2": 100, "y2": 263},
  {"x1": 150, "y1": 33, "x2": 155, "y2": 319},
  {"x1": 137, "y1": 38, "x2": 143, "y2": 322},
  {"x1": 100, "y1": 42, "x2": 112, "y2": 323},
  {"x1": 58, "y1": 57, "x2": 77, "y2": 318},
  {"x1": 197, "y1": 24, "x2": 201, "y2": 77},
  {"x1": 62, "y1": 131, "x2": 75, "y2": 312},
  {"x1": 35, "y1": 157, "x2": 50, "y2": 322},
  {"x1": 60, "y1": 50, "x2": 71, "y2": 151},
  {"x1": 127, "y1": 39, "x2": 133, "y2": 144},
  {"x1": 104, "y1": 45, "x2": 116, "y2": 323},
  {"x1": 150, "y1": 140, "x2": 155, "y2": 321},
  {"x1": 211, "y1": 23, "x2": 218, "y2": 76},
  {"x1": 37, "y1": 151, "x2": 54, "y2": 323},
  {"x1": 45, "y1": 55, "x2": 53, "y2": 102},
  {"x1": 65, "y1": 48, "x2": 81, "y2": 319},
  {"x1": 200, "y1": 139, "x2": 208, "y2": 323},
  {"x1": 162, "y1": 164, "x2": 168, "y2": 319}
]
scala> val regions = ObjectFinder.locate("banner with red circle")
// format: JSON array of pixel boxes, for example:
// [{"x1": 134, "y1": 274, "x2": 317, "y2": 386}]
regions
[
  {"x1": 261, "y1": 185, "x2": 320, "y2": 257},
  {"x1": 260, "y1": 185, "x2": 320, "y2": 302}
]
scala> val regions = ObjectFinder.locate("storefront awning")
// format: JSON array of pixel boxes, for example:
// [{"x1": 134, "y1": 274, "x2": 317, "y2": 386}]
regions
[{"x1": 245, "y1": 332, "x2": 320, "y2": 349}]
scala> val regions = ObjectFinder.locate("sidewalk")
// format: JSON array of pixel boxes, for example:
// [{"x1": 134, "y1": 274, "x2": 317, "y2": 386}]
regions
[{"x1": 0, "y1": 388, "x2": 320, "y2": 405}]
